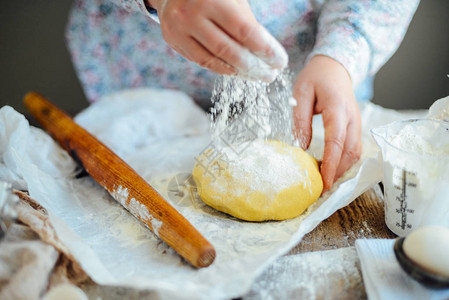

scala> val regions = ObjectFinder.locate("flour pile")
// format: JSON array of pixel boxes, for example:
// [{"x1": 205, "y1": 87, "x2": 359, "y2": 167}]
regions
[{"x1": 388, "y1": 121, "x2": 449, "y2": 156}]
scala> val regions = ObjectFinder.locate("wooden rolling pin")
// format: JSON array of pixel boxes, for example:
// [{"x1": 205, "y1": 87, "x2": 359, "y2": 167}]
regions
[{"x1": 24, "y1": 92, "x2": 215, "y2": 268}]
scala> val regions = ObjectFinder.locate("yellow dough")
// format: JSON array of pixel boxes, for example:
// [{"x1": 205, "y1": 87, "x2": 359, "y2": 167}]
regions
[{"x1": 192, "y1": 140, "x2": 323, "y2": 221}]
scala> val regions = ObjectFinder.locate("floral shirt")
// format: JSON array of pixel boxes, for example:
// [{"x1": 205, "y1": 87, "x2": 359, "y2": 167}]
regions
[{"x1": 66, "y1": 0, "x2": 419, "y2": 103}]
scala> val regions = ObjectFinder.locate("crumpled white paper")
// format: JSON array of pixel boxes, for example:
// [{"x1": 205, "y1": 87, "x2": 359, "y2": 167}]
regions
[{"x1": 0, "y1": 88, "x2": 430, "y2": 299}]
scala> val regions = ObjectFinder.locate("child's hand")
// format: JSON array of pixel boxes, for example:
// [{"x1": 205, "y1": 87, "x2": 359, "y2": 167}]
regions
[
  {"x1": 148, "y1": 0, "x2": 287, "y2": 82},
  {"x1": 293, "y1": 55, "x2": 362, "y2": 191}
]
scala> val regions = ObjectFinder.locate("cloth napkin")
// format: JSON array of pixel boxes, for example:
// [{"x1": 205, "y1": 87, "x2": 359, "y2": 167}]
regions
[{"x1": 355, "y1": 239, "x2": 449, "y2": 300}]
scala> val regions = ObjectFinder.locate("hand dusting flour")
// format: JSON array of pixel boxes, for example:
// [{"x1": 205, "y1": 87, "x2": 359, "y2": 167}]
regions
[{"x1": 235, "y1": 25, "x2": 288, "y2": 82}]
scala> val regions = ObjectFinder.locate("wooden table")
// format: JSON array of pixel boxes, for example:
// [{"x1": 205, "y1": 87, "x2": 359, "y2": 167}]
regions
[{"x1": 294, "y1": 184, "x2": 395, "y2": 254}]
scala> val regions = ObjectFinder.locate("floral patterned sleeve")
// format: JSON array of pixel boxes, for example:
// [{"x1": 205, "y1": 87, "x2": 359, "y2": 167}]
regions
[
  {"x1": 108, "y1": 0, "x2": 147, "y2": 14},
  {"x1": 66, "y1": 0, "x2": 419, "y2": 103},
  {"x1": 308, "y1": 0, "x2": 420, "y2": 87}
]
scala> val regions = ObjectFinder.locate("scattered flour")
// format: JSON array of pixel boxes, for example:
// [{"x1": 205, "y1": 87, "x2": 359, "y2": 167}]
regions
[
  {"x1": 151, "y1": 218, "x2": 163, "y2": 237},
  {"x1": 110, "y1": 185, "x2": 162, "y2": 237},
  {"x1": 245, "y1": 247, "x2": 363, "y2": 300},
  {"x1": 128, "y1": 198, "x2": 153, "y2": 222},
  {"x1": 111, "y1": 185, "x2": 129, "y2": 206}
]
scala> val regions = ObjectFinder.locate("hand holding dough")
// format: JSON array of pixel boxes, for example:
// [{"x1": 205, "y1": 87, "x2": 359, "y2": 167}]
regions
[{"x1": 192, "y1": 140, "x2": 323, "y2": 221}]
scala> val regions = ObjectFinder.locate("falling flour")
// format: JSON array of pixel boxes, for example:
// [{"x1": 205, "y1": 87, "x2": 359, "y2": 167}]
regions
[{"x1": 210, "y1": 71, "x2": 294, "y2": 144}]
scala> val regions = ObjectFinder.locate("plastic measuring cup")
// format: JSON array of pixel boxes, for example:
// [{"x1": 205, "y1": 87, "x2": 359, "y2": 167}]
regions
[{"x1": 371, "y1": 119, "x2": 449, "y2": 237}]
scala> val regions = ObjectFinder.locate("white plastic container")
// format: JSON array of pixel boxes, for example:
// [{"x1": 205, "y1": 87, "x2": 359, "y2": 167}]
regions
[{"x1": 371, "y1": 119, "x2": 449, "y2": 236}]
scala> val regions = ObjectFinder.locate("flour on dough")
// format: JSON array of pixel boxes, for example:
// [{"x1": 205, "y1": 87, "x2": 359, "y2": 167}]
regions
[{"x1": 192, "y1": 140, "x2": 323, "y2": 221}]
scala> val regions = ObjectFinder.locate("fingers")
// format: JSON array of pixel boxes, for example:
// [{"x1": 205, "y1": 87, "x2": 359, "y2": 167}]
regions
[
  {"x1": 159, "y1": 0, "x2": 287, "y2": 80},
  {"x1": 291, "y1": 55, "x2": 362, "y2": 192},
  {"x1": 175, "y1": 37, "x2": 236, "y2": 75},
  {"x1": 211, "y1": 1, "x2": 288, "y2": 69},
  {"x1": 335, "y1": 113, "x2": 362, "y2": 180},
  {"x1": 292, "y1": 81, "x2": 315, "y2": 149},
  {"x1": 191, "y1": 19, "x2": 276, "y2": 81},
  {"x1": 321, "y1": 109, "x2": 347, "y2": 192}
]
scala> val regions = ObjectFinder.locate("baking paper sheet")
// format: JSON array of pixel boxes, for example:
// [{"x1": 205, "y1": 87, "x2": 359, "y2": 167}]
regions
[{"x1": 0, "y1": 89, "x2": 432, "y2": 299}]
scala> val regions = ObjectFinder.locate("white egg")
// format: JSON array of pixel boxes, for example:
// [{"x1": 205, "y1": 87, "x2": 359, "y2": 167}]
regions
[
  {"x1": 403, "y1": 225, "x2": 449, "y2": 278},
  {"x1": 43, "y1": 283, "x2": 88, "y2": 300}
]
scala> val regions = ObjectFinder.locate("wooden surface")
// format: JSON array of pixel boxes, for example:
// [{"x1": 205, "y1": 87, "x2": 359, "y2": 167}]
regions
[
  {"x1": 24, "y1": 92, "x2": 215, "y2": 268},
  {"x1": 292, "y1": 183, "x2": 396, "y2": 254}
]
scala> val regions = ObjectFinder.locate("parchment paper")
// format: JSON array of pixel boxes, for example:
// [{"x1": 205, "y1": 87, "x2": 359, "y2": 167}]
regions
[{"x1": 0, "y1": 88, "x2": 430, "y2": 299}]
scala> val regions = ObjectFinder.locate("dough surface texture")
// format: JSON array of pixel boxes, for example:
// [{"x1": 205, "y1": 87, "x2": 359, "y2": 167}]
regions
[{"x1": 192, "y1": 140, "x2": 323, "y2": 221}]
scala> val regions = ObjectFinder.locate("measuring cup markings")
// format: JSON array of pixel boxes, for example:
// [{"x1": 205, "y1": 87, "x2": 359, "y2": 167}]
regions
[
  {"x1": 393, "y1": 169, "x2": 418, "y2": 231},
  {"x1": 372, "y1": 119, "x2": 449, "y2": 236}
]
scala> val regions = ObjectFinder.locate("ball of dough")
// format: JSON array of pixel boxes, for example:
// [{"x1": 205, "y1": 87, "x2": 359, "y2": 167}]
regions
[{"x1": 192, "y1": 140, "x2": 323, "y2": 221}]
